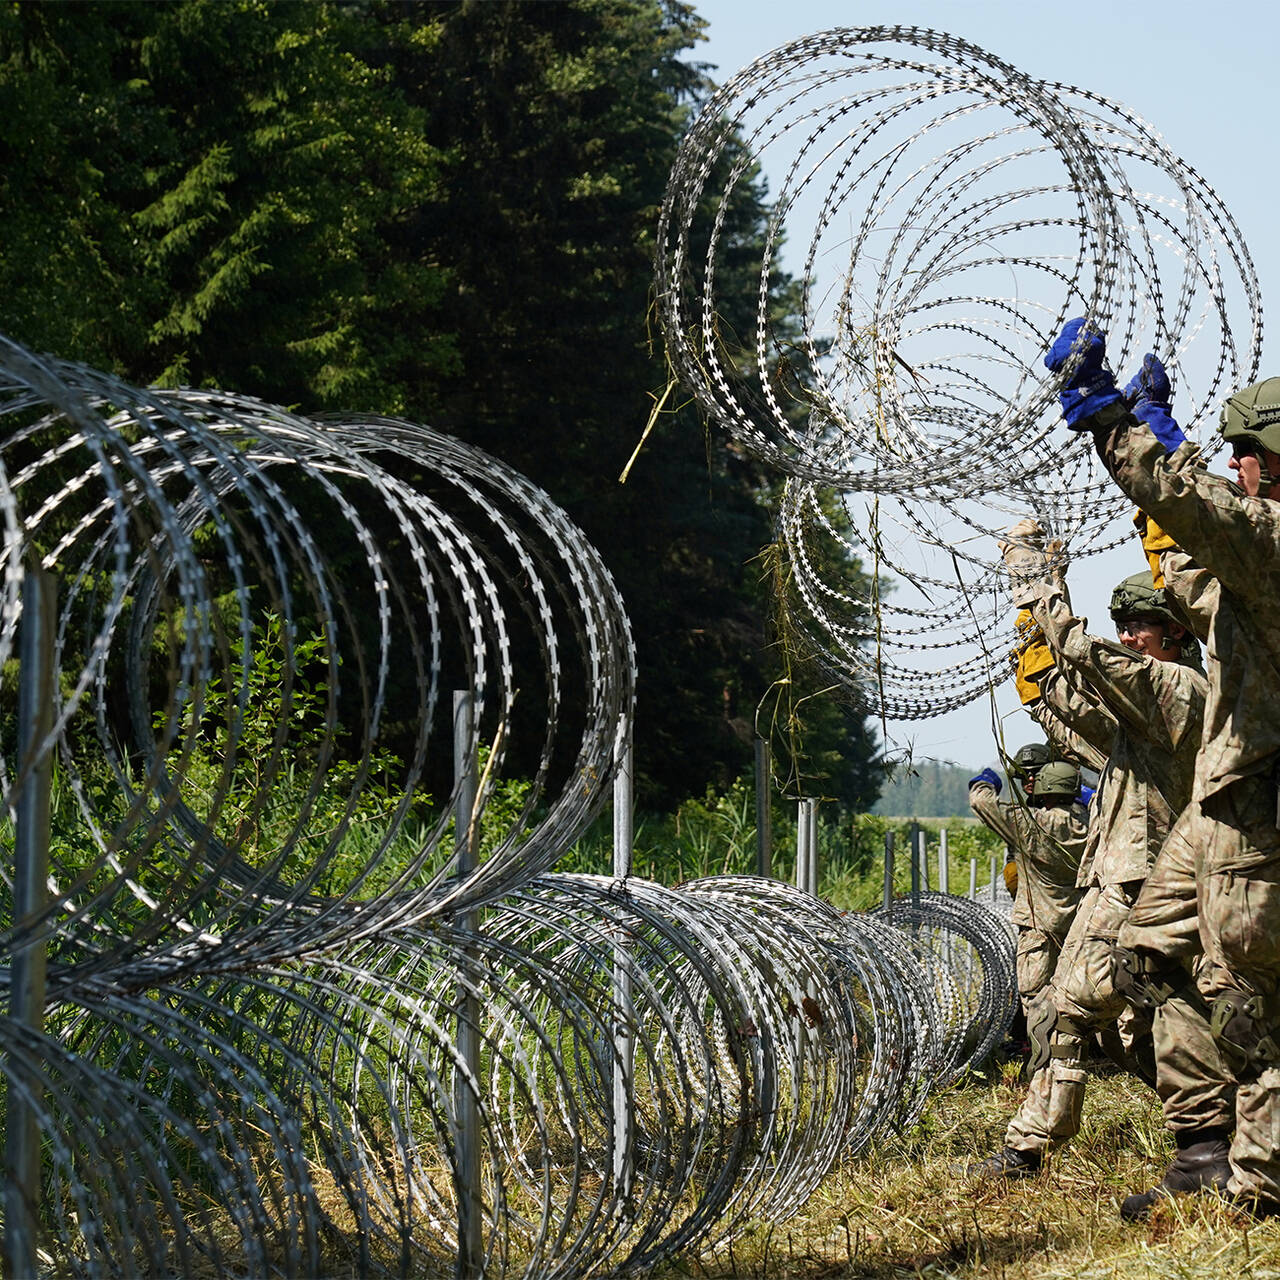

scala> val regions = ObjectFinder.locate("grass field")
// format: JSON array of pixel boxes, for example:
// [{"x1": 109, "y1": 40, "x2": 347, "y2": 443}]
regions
[{"x1": 658, "y1": 1048, "x2": 1280, "y2": 1279}]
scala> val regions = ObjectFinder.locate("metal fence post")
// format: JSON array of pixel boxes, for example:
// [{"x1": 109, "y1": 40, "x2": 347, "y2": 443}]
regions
[
  {"x1": 796, "y1": 801, "x2": 805, "y2": 891},
  {"x1": 968, "y1": 857, "x2": 978, "y2": 900},
  {"x1": 916, "y1": 826, "x2": 929, "y2": 893},
  {"x1": 452, "y1": 691, "x2": 483, "y2": 1279},
  {"x1": 990, "y1": 854, "x2": 999, "y2": 903},
  {"x1": 796, "y1": 798, "x2": 819, "y2": 897},
  {"x1": 938, "y1": 828, "x2": 950, "y2": 896},
  {"x1": 909, "y1": 820, "x2": 920, "y2": 906},
  {"x1": 4, "y1": 568, "x2": 56, "y2": 1280},
  {"x1": 611, "y1": 727, "x2": 634, "y2": 1210},
  {"x1": 754, "y1": 737, "x2": 771, "y2": 878},
  {"x1": 882, "y1": 831, "x2": 895, "y2": 910}
]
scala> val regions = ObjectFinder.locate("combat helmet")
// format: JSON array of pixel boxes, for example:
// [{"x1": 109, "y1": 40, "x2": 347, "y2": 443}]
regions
[
  {"x1": 1033, "y1": 761, "x2": 1081, "y2": 799},
  {"x1": 1109, "y1": 572, "x2": 1198, "y2": 658},
  {"x1": 1108, "y1": 573, "x2": 1181, "y2": 629},
  {"x1": 1220, "y1": 377, "x2": 1280, "y2": 497},
  {"x1": 1012, "y1": 742, "x2": 1052, "y2": 774}
]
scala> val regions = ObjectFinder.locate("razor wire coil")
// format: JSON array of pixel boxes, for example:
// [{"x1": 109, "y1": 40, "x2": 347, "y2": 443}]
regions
[
  {"x1": 0, "y1": 328, "x2": 1021, "y2": 1276},
  {"x1": 655, "y1": 24, "x2": 1262, "y2": 718}
]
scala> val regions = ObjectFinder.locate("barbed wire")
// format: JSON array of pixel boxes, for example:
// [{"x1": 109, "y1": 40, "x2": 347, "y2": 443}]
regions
[
  {"x1": 655, "y1": 25, "x2": 1262, "y2": 717},
  {"x1": 0, "y1": 330, "x2": 1022, "y2": 1275}
]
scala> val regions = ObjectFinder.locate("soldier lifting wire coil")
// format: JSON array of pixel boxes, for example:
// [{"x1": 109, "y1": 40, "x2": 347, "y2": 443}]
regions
[
  {"x1": 0, "y1": 333, "x2": 1016, "y2": 1276},
  {"x1": 655, "y1": 25, "x2": 1262, "y2": 718}
]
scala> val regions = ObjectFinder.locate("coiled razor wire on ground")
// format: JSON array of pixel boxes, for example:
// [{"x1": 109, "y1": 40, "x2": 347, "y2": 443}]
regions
[
  {"x1": 0, "y1": 327, "x2": 1018, "y2": 1277},
  {"x1": 655, "y1": 25, "x2": 1263, "y2": 717}
]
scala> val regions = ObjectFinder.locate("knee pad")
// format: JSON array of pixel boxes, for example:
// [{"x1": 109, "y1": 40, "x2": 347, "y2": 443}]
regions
[
  {"x1": 1112, "y1": 946, "x2": 1185, "y2": 1011},
  {"x1": 1209, "y1": 990, "x2": 1280, "y2": 1080}
]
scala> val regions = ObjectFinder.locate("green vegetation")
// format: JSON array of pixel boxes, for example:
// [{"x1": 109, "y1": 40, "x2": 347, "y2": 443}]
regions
[
  {"x1": 0, "y1": 0, "x2": 883, "y2": 812},
  {"x1": 561, "y1": 775, "x2": 1006, "y2": 904},
  {"x1": 654, "y1": 1056, "x2": 1280, "y2": 1279}
]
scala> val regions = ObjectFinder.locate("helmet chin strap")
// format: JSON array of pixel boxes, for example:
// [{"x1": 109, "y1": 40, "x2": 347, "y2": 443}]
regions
[{"x1": 1257, "y1": 453, "x2": 1275, "y2": 499}]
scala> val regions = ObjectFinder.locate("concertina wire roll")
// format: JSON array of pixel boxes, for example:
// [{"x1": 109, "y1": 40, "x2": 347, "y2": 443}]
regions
[
  {"x1": 655, "y1": 25, "x2": 1264, "y2": 719},
  {"x1": 0, "y1": 326, "x2": 1018, "y2": 1276}
]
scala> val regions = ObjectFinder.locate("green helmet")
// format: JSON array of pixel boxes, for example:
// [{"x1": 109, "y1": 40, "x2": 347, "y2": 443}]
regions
[
  {"x1": 1108, "y1": 573, "x2": 1180, "y2": 629},
  {"x1": 1033, "y1": 761, "x2": 1081, "y2": 799},
  {"x1": 1220, "y1": 378, "x2": 1280, "y2": 497},
  {"x1": 1012, "y1": 742, "x2": 1052, "y2": 773},
  {"x1": 1220, "y1": 378, "x2": 1280, "y2": 454}
]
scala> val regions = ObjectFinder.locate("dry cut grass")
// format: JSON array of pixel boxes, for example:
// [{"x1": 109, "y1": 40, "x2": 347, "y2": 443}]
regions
[{"x1": 659, "y1": 1050, "x2": 1280, "y2": 1280}]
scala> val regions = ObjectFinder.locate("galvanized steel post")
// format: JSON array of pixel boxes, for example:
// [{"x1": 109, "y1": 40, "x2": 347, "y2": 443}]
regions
[
  {"x1": 453, "y1": 691, "x2": 484, "y2": 1279},
  {"x1": 612, "y1": 728, "x2": 635, "y2": 1208},
  {"x1": 882, "y1": 831, "x2": 895, "y2": 910},
  {"x1": 795, "y1": 799, "x2": 810, "y2": 893},
  {"x1": 938, "y1": 828, "x2": 950, "y2": 895},
  {"x1": 754, "y1": 737, "x2": 772, "y2": 878},
  {"x1": 4, "y1": 568, "x2": 56, "y2": 1280},
  {"x1": 909, "y1": 821, "x2": 920, "y2": 907}
]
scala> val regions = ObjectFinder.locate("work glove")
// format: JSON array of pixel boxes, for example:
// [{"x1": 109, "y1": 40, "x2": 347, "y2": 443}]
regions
[
  {"x1": 1045, "y1": 536, "x2": 1069, "y2": 598},
  {"x1": 999, "y1": 516, "x2": 1048, "y2": 607},
  {"x1": 1123, "y1": 353, "x2": 1186, "y2": 452},
  {"x1": 1013, "y1": 609, "x2": 1054, "y2": 705},
  {"x1": 969, "y1": 767, "x2": 1002, "y2": 792},
  {"x1": 1044, "y1": 317, "x2": 1123, "y2": 429},
  {"x1": 1003, "y1": 857, "x2": 1019, "y2": 898},
  {"x1": 1131, "y1": 509, "x2": 1178, "y2": 588}
]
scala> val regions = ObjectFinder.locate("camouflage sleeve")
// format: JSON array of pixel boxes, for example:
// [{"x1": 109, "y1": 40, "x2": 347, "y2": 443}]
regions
[
  {"x1": 1159, "y1": 549, "x2": 1218, "y2": 643},
  {"x1": 967, "y1": 780, "x2": 1025, "y2": 849},
  {"x1": 1032, "y1": 669, "x2": 1113, "y2": 772},
  {"x1": 1097, "y1": 414, "x2": 1280, "y2": 602},
  {"x1": 1028, "y1": 578, "x2": 1180, "y2": 751}
]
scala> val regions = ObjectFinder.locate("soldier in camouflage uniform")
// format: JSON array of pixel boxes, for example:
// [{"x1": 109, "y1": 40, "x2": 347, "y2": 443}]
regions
[
  {"x1": 970, "y1": 527, "x2": 1221, "y2": 1183},
  {"x1": 1049, "y1": 319, "x2": 1280, "y2": 1215},
  {"x1": 969, "y1": 749, "x2": 1087, "y2": 1014}
]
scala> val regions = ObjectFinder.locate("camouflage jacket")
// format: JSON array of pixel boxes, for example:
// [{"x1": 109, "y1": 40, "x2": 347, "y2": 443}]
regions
[
  {"x1": 1099, "y1": 417, "x2": 1280, "y2": 802},
  {"x1": 1025, "y1": 576, "x2": 1205, "y2": 886},
  {"x1": 1160, "y1": 549, "x2": 1216, "y2": 644},
  {"x1": 968, "y1": 779, "x2": 1087, "y2": 936},
  {"x1": 1032, "y1": 667, "x2": 1115, "y2": 775}
]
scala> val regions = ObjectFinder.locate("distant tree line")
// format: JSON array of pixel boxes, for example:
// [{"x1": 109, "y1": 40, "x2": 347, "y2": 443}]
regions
[
  {"x1": 872, "y1": 758, "x2": 986, "y2": 819},
  {"x1": 0, "y1": 0, "x2": 883, "y2": 811}
]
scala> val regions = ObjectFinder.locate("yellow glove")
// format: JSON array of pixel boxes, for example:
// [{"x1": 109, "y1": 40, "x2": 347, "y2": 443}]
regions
[
  {"x1": 1003, "y1": 856, "x2": 1019, "y2": 898},
  {"x1": 1131, "y1": 508, "x2": 1177, "y2": 588},
  {"x1": 1013, "y1": 609, "x2": 1054, "y2": 705}
]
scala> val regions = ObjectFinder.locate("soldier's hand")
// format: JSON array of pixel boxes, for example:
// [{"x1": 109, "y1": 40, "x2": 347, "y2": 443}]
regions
[
  {"x1": 999, "y1": 518, "x2": 1049, "y2": 607},
  {"x1": 1123, "y1": 353, "x2": 1186, "y2": 453},
  {"x1": 1044, "y1": 317, "x2": 1123, "y2": 430}
]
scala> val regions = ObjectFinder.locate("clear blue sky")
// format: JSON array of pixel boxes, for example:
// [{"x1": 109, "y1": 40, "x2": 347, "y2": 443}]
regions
[{"x1": 684, "y1": 0, "x2": 1275, "y2": 772}]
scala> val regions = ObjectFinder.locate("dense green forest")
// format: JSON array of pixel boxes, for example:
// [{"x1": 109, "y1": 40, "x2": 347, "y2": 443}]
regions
[{"x1": 0, "y1": 0, "x2": 885, "y2": 812}]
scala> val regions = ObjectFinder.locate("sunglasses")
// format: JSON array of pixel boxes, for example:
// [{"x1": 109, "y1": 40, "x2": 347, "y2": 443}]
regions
[
  {"x1": 1114, "y1": 618, "x2": 1158, "y2": 637},
  {"x1": 1231, "y1": 439, "x2": 1260, "y2": 461}
]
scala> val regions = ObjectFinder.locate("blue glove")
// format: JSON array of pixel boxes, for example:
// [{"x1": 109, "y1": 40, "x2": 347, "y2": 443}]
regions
[
  {"x1": 969, "y1": 767, "x2": 1002, "y2": 793},
  {"x1": 1123, "y1": 353, "x2": 1186, "y2": 453},
  {"x1": 1079, "y1": 784, "x2": 1095, "y2": 808},
  {"x1": 1043, "y1": 318, "x2": 1123, "y2": 429}
]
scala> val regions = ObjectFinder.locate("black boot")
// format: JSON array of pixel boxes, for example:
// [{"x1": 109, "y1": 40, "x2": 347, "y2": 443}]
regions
[
  {"x1": 965, "y1": 1145, "x2": 1042, "y2": 1181},
  {"x1": 1119, "y1": 1130, "x2": 1232, "y2": 1221}
]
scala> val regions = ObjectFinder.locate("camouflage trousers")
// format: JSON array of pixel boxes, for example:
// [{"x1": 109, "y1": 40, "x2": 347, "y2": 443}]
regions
[
  {"x1": 1005, "y1": 880, "x2": 1135, "y2": 1153},
  {"x1": 1118, "y1": 799, "x2": 1238, "y2": 1143},
  {"x1": 1006, "y1": 847, "x2": 1232, "y2": 1156},
  {"x1": 1140, "y1": 773, "x2": 1280, "y2": 1203},
  {"x1": 1016, "y1": 926, "x2": 1063, "y2": 1010}
]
